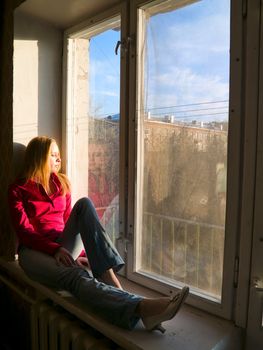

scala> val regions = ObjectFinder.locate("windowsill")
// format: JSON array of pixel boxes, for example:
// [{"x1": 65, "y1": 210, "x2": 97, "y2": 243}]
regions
[
  {"x1": 119, "y1": 276, "x2": 243, "y2": 350},
  {"x1": 0, "y1": 257, "x2": 243, "y2": 350}
]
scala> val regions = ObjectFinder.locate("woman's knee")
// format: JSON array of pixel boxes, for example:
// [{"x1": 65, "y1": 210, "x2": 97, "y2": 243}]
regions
[
  {"x1": 72, "y1": 197, "x2": 102, "y2": 229},
  {"x1": 74, "y1": 197, "x2": 98, "y2": 217},
  {"x1": 75, "y1": 197, "x2": 94, "y2": 210}
]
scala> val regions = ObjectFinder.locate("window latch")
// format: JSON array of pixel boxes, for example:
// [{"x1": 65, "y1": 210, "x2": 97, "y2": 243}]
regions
[{"x1": 115, "y1": 37, "x2": 132, "y2": 55}]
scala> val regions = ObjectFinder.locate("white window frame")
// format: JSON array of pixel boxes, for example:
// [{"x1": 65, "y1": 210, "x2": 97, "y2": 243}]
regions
[
  {"x1": 62, "y1": 3, "x2": 129, "y2": 259},
  {"x1": 126, "y1": 0, "x2": 243, "y2": 320}
]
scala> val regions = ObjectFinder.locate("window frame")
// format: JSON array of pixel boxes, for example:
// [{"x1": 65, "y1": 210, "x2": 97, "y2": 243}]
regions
[
  {"x1": 62, "y1": 0, "x2": 245, "y2": 320},
  {"x1": 62, "y1": 2, "x2": 129, "y2": 265},
  {"x1": 126, "y1": 0, "x2": 243, "y2": 320}
]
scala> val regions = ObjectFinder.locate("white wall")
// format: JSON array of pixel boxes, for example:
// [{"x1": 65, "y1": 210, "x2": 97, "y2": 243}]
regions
[{"x1": 13, "y1": 12, "x2": 63, "y2": 148}]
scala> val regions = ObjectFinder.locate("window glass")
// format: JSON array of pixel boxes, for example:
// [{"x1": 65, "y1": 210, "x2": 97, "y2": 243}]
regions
[
  {"x1": 67, "y1": 18, "x2": 120, "y2": 244},
  {"x1": 88, "y1": 28, "x2": 120, "y2": 241},
  {"x1": 136, "y1": 0, "x2": 230, "y2": 300}
]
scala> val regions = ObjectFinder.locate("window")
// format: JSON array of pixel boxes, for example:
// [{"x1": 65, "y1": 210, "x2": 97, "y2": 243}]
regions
[
  {"x1": 65, "y1": 13, "x2": 122, "y2": 245},
  {"x1": 127, "y1": 0, "x2": 240, "y2": 318},
  {"x1": 64, "y1": 0, "x2": 241, "y2": 318}
]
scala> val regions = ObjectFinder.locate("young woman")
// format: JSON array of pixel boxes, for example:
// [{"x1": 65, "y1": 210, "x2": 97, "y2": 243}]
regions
[{"x1": 8, "y1": 136, "x2": 189, "y2": 332}]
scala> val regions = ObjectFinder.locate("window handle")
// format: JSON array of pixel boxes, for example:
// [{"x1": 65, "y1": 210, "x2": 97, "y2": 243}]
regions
[
  {"x1": 115, "y1": 37, "x2": 132, "y2": 55},
  {"x1": 115, "y1": 40, "x2": 122, "y2": 55},
  {"x1": 252, "y1": 277, "x2": 263, "y2": 291}
]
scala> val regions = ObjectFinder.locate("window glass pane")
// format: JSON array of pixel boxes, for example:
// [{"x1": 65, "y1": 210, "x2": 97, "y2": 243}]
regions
[
  {"x1": 136, "y1": 0, "x2": 230, "y2": 301},
  {"x1": 67, "y1": 18, "x2": 120, "y2": 244}
]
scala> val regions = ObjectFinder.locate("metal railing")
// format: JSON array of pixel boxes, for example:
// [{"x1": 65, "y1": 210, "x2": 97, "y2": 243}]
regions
[
  {"x1": 141, "y1": 212, "x2": 225, "y2": 297},
  {"x1": 96, "y1": 204, "x2": 224, "y2": 298}
]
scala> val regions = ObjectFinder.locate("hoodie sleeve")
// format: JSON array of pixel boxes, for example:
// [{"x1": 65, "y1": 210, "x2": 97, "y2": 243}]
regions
[{"x1": 63, "y1": 191, "x2": 72, "y2": 224}]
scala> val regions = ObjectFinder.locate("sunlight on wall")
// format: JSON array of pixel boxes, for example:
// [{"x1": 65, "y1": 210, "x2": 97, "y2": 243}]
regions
[{"x1": 13, "y1": 40, "x2": 38, "y2": 145}]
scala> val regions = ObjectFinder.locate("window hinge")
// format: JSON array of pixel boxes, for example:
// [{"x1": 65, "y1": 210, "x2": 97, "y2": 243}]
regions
[
  {"x1": 242, "y1": 0, "x2": 247, "y2": 18},
  {"x1": 116, "y1": 235, "x2": 131, "y2": 253},
  {"x1": 234, "y1": 256, "x2": 239, "y2": 288}
]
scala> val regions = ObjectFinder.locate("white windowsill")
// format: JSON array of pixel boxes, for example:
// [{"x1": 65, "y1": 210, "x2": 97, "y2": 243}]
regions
[{"x1": 0, "y1": 257, "x2": 243, "y2": 350}]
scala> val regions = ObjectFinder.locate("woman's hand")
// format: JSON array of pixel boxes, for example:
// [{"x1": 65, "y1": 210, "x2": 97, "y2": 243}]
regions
[
  {"x1": 75, "y1": 256, "x2": 90, "y2": 269},
  {"x1": 54, "y1": 247, "x2": 76, "y2": 267}
]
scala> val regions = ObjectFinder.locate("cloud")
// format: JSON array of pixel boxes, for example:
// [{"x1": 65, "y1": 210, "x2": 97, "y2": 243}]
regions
[
  {"x1": 144, "y1": 1, "x2": 230, "y2": 118},
  {"x1": 89, "y1": 59, "x2": 120, "y2": 115},
  {"x1": 154, "y1": 67, "x2": 228, "y2": 98},
  {"x1": 105, "y1": 74, "x2": 119, "y2": 84},
  {"x1": 90, "y1": 59, "x2": 119, "y2": 78},
  {"x1": 146, "y1": 67, "x2": 229, "y2": 120},
  {"x1": 94, "y1": 90, "x2": 119, "y2": 97},
  {"x1": 170, "y1": 14, "x2": 229, "y2": 51},
  {"x1": 146, "y1": 1, "x2": 230, "y2": 67}
]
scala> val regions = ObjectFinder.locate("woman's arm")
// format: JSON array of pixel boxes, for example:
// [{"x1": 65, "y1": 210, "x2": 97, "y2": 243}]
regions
[
  {"x1": 63, "y1": 191, "x2": 72, "y2": 224},
  {"x1": 8, "y1": 184, "x2": 61, "y2": 255}
]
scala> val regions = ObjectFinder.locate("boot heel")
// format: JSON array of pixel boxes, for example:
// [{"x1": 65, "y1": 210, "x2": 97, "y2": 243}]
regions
[
  {"x1": 142, "y1": 286, "x2": 189, "y2": 333},
  {"x1": 144, "y1": 322, "x2": 166, "y2": 333},
  {"x1": 153, "y1": 324, "x2": 166, "y2": 333}
]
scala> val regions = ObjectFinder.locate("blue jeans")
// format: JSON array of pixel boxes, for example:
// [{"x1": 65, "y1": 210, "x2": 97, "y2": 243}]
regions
[{"x1": 19, "y1": 197, "x2": 142, "y2": 329}]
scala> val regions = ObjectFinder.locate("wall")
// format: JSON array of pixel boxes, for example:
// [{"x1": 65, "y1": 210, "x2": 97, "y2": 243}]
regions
[
  {"x1": 0, "y1": 10, "x2": 63, "y2": 257},
  {"x1": 13, "y1": 11, "x2": 63, "y2": 147}
]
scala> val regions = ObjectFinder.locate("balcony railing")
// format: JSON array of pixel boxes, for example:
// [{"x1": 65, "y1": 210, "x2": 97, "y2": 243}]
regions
[
  {"x1": 98, "y1": 205, "x2": 224, "y2": 299},
  {"x1": 141, "y1": 212, "x2": 225, "y2": 299}
]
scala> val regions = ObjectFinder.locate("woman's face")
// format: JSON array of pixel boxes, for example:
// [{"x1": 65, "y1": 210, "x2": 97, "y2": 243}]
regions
[
  {"x1": 89, "y1": 143, "x2": 110, "y2": 172},
  {"x1": 49, "y1": 142, "x2": 61, "y2": 173}
]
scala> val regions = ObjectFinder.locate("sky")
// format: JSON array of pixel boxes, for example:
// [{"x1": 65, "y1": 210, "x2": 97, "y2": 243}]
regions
[
  {"x1": 89, "y1": 0, "x2": 230, "y2": 123},
  {"x1": 89, "y1": 29, "x2": 120, "y2": 118}
]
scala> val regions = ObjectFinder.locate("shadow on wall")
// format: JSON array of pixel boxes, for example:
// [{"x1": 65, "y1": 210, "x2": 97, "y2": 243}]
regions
[
  {"x1": 12, "y1": 142, "x2": 26, "y2": 180},
  {"x1": 2, "y1": 143, "x2": 26, "y2": 258}
]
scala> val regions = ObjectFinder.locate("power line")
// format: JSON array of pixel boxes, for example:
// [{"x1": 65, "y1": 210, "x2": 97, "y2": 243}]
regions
[
  {"x1": 90, "y1": 100, "x2": 230, "y2": 119},
  {"x1": 149, "y1": 106, "x2": 228, "y2": 115},
  {"x1": 149, "y1": 111, "x2": 228, "y2": 119},
  {"x1": 145, "y1": 100, "x2": 229, "y2": 111}
]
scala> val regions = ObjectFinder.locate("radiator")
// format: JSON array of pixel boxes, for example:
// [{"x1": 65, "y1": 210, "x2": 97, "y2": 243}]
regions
[{"x1": 30, "y1": 302, "x2": 122, "y2": 350}]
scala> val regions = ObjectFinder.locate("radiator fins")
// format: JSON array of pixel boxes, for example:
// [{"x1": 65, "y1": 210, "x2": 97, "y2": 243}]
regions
[{"x1": 31, "y1": 302, "x2": 124, "y2": 350}]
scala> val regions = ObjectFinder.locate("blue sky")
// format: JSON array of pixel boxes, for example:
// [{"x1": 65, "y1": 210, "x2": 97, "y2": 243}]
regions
[
  {"x1": 89, "y1": 0, "x2": 230, "y2": 122},
  {"x1": 89, "y1": 29, "x2": 120, "y2": 118}
]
